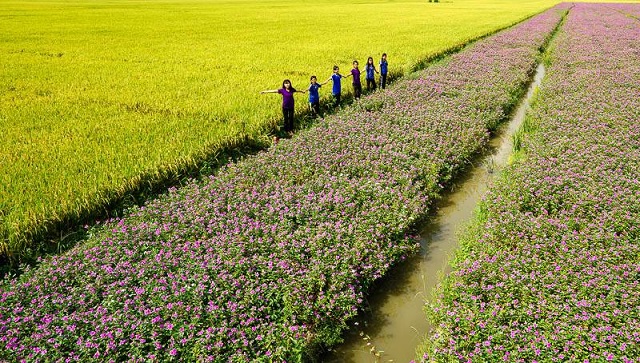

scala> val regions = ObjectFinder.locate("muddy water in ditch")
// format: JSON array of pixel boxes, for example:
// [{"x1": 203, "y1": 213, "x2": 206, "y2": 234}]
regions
[{"x1": 323, "y1": 63, "x2": 545, "y2": 363}]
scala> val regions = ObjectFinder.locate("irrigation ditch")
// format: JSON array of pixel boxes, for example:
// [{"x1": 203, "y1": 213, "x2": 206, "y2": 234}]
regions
[
  {"x1": 318, "y1": 5, "x2": 571, "y2": 361},
  {"x1": 322, "y1": 62, "x2": 547, "y2": 363}
]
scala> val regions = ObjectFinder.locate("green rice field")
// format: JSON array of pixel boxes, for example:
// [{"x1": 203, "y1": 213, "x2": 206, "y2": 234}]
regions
[{"x1": 0, "y1": 0, "x2": 560, "y2": 263}]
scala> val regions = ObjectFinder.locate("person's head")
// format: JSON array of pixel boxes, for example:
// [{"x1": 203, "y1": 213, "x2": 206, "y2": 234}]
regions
[
  {"x1": 333, "y1": 65, "x2": 339, "y2": 73},
  {"x1": 352, "y1": 60, "x2": 359, "y2": 68},
  {"x1": 367, "y1": 56, "x2": 374, "y2": 65},
  {"x1": 310, "y1": 75, "x2": 317, "y2": 84},
  {"x1": 382, "y1": 53, "x2": 387, "y2": 60},
  {"x1": 282, "y1": 79, "x2": 292, "y2": 90}
]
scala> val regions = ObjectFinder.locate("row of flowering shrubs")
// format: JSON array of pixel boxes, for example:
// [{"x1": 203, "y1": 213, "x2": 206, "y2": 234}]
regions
[
  {"x1": 421, "y1": 3, "x2": 640, "y2": 362},
  {"x1": 0, "y1": 6, "x2": 568, "y2": 362}
]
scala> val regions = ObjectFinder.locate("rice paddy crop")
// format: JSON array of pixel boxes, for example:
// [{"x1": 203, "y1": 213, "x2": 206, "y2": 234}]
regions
[
  {"x1": 420, "y1": 3, "x2": 640, "y2": 362},
  {"x1": 0, "y1": 0, "x2": 562, "y2": 263},
  {"x1": 0, "y1": 6, "x2": 568, "y2": 361}
]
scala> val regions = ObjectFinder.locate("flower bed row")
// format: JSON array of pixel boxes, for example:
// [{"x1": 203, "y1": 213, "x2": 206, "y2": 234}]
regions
[
  {"x1": 0, "y1": 5, "x2": 568, "y2": 362},
  {"x1": 609, "y1": 3, "x2": 640, "y2": 18},
  {"x1": 421, "y1": 3, "x2": 640, "y2": 362}
]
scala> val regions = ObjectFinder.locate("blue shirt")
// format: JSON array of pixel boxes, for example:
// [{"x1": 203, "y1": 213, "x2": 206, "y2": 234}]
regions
[
  {"x1": 308, "y1": 83, "x2": 321, "y2": 103},
  {"x1": 331, "y1": 73, "x2": 342, "y2": 95},
  {"x1": 366, "y1": 64, "x2": 376, "y2": 80},
  {"x1": 380, "y1": 60, "x2": 388, "y2": 75}
]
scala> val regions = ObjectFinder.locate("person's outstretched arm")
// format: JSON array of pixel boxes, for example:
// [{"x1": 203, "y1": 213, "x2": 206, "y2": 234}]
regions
[{"x1": 260, "y1": 89, "x2": 279, "y2": 94}]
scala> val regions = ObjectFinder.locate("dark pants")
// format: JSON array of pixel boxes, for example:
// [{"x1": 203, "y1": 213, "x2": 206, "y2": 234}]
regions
[
  {"x1": 283, "y1": 107, "x2": 294, "y2": 132},
  {"x1": 353, "y1": 83, "x2": 362, "y2": 99},
  {"x1": 309, "y1": 101, "x2": 321, "y2": 117},
  {"x1": 333, "y1": 93, "x2": 341, "y2": 107},
  {"x1": 380, "y1": 73, "x2": 387, "y2": 89},
  {"x1": 366, "y1": 78, "x2": 377, "y2": 91}
]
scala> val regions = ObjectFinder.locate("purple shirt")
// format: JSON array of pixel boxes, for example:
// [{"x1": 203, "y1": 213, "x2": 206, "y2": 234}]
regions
[
  {"x1": 278, "y1": 88, "x2": 296, "y2": 109},
  {"x1": 351, "y1": 68, "x2": 361, "y2": 86}
]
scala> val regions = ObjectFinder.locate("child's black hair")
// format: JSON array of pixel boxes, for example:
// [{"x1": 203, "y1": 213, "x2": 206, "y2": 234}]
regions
[
  {"x1": 366, "y1": 56, "x2": 375, "y2": 69},
  {"x1": 333, "y1": 65, "x2": 339, "y2": 71},
  {"x1": 282, "y1": 79, "x2": 293, "y2": 89},
  {"x1": 382, "y1": 53, "x2": 387, "y2": 57},
  {"x1": 310, "y1": 75, "x2": 317, "y2": 81}
]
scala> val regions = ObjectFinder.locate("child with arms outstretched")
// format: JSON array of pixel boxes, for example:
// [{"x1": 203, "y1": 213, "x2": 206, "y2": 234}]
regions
[
  {"x1": 325, "y1": 65, "x2": 345, "y2": 107},
  {"x1": 308, "y1": 75, "x2": 328, "y2": 117},
  {"x1": 261, "y1": 79, "x2": 305, "y2": 133},
  {"x1": 345, "y1": 60, "x2": 362, "y2": 99},
  {"x1": 365, "y1": 56, "x2": 379, "y2": 91}
]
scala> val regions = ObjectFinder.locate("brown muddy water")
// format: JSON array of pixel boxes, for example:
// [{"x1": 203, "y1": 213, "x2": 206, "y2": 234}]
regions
[{"x1": 322, "y1": 63, "x2": 545, "y2": 363}]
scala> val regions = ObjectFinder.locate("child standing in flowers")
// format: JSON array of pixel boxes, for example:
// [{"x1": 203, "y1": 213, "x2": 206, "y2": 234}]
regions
[
  {"x1": 308, "y1": 75, "x2": 328, "y2": 117},
  {"x1": 345, "y1": 60, "x2": 362, "y2": 99},
  {"x1": 261, "y1": 79, "x2": 305, "y2": 133},
  {"x1": 379, "y1": 53, "x2": 389, "y2": 89},
  {"x1": 365, "y1": 56, "x2": 379, "y2": 91},
  {"x1": 325, "y1": 65, "x2": 345, "y2": 107}
]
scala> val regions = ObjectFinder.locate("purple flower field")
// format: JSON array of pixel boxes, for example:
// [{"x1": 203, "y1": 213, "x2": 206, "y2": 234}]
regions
[
  {"x1": 423, "y1": 3, "x2": 640, "y2": 362},
  {"x1": 0, "y1": 6, "x2": 568, "y2": 362}
]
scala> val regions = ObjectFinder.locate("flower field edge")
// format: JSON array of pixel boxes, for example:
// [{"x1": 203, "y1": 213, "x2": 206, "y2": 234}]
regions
[{"x1": 0, "y1": 127, "x2": 269, "y2": 272}]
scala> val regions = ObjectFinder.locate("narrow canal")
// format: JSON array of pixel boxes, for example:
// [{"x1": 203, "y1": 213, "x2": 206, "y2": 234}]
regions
[{"x1": 324, "y1": 63, "x2": 546, "y2": 363}]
